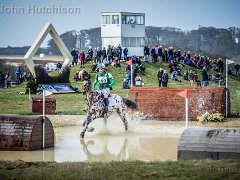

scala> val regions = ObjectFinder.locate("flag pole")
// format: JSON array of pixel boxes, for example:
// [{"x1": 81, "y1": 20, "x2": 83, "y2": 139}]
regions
[
  {"x1": 185, "y1": 98, "x2": 188, "y2": 129},
  {"x1": 185, "y1": 97, "x2": 188, "y2": 129},
  {"x1": 178, "y1": 89, "x2": 189, "y2": 129},
  {"x1": 29, "y1": 88, "x2": 31, "y2": 100},
  {"x1": 42, "y1": 90, "x2": 45, "y2": 149},
  {"x1": 226, "y1": 59, "x2": 228, "y2": 117},
  {"x1": 131, "y1": 64, "x2": 133, "y2": 87}
]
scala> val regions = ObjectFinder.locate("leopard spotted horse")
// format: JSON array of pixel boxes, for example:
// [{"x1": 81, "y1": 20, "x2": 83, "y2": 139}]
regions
[{"x1": 80, "y1": 90, "x2": 137, "y2": 138}]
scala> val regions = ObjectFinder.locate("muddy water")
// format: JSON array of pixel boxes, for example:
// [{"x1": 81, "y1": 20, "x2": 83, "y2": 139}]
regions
[{"x1": 0, "y1": 118, "x2": 184, "y2": 162}]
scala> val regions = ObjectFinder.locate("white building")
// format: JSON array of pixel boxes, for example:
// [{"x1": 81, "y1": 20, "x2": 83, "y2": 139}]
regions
[{"x1": 101, "y1": 12, "x2": 145, "y2": 57}]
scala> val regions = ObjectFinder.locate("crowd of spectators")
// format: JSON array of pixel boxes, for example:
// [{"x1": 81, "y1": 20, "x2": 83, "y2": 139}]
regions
[
  {"x1": 71, "y1": 45, "x2": 128, "y2": 69},
  {"x1": 70, "y1": 44, "x2": 239, "y2": 89},
  {"x1": 0, "y1": 66, "x2": 31, "y2": 88},
  {"x1": 144, "y1": 45, "x2": 239, "y2": 87}
]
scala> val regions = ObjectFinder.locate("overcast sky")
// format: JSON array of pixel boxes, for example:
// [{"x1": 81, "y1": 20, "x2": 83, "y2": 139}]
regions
[{"x1": 0, "y1": 0, "x2": 240, "y2": 47}]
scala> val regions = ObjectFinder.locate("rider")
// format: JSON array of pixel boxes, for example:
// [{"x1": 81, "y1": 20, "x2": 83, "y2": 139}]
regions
[{"x1": 93, "y1": 63, "x2": 116, "y2": 107}]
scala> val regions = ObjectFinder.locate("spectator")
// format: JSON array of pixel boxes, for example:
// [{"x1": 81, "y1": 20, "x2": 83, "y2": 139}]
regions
[
  {"x1": 123, "y1": 71, "x2": 131, "y2": 89},
  {"x1": 183, "y1": 71, "x2": 189, "y2": 80},
  {"x1": 91, "y1": 62, "x2": 98, "y2": 72},
  {"x1": 15, "y1": 67, "x2": 23, "y2": 84},
  {"x1": 193, "y1": 73, "x2": 201, "y2": 86},
  {"x1": 134, "y1": 63, "x2": 140, "y2": 74},
  {"x1": 158, "y1": 46, "x2": 163, "y2": 62},
  {"x1": 5, "y1": 72, "x2": 12, "y2": 88},
  {"x1": 235, "y1": 64, "x2": 240, "y2": 76},
  {"x1": 135, "y1": 73, "x2": 142, "y2": 87},
  {"x1": 153, "y1": 46, "x2": 158, "y2": 63},
  {"x1": 202, "y1": 67, "x2": 209, "y2": 87},
  {"x1": 123, "y1": 47, "x2": 128, "y2": 61},
  {"x1": 0, "y1": 71, "x2": 5, "y2": 88},
  {"x1": 56, "y1": 61, "x2": 62, "y2": 69},
  {"x1": 188, "y1": 70, "x2": 194, "y2": 86},
  {"x1": 117, "y1": 45, "x2": 122, "y2": 60},
  {"x1": 162, "y1": 70, "x2": 169, "y2": 87},
  {"x1": 125, "y1": 64, "x2": 131, "y2": 72},
  {"x1": 217, "y1": 58, "x2": 224, "y2": 73},
  {"x1": 131, "y1": 55, "x2": 137, "y2": 64},
  {"x1": 79, "y1": 69, "x2": 90, "y2": 81},
  {"x1": 157, "y1": 68, "x2": 164, "y2": 87},
  {"x1": 95, "y1": 47, "x2": 102, "y2": 63},
  {"x1": 139, "y1": 64, "x2": 146, "y2": 75},
  {"x1": 144, "y1": 45, "x2": 150, "y2": 62},
  {"x1": 101, "y1": 47, "x2": 107, "y2": 62},
  {"x1": 168, "y1": 47, "x2": 174, "y2": 63},
  {"x1": 113, "y1": 57, "x2": 121, "y2": 68},
  {"x1": 150, "y1": 47, "x2": 155, "y2": 63},
  {"x1": 78, "y1": 50, "x2": 85, "y2": 68},
  {"x1": 171, "y1": 69, "x2": 178, "y2": 81},
  {"x1": 71, "y1": 48, "x2": 78, "y2": 66},
  {"x1": 87, "y1": 46, "x2": 93, "y2": 60},
  {"x1": 107, "y1": 45, "x2": 113, "y2": 63},
  {"x1": 74, "y1": 71, "x2": 80, "y2": 81}
]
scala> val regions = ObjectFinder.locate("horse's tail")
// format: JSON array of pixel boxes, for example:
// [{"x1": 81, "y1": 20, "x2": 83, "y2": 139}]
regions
[{"x1": 122, "y1": 97, "x2": 138, "y2": 110}]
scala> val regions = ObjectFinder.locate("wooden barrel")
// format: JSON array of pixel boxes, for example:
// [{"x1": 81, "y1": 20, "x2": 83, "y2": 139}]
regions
[
  {"x1": 178, "y1": 128, "x2": 240, "y2": 160},
  {"x1": 0, "y1": 114, "x2": 54, "y2": 151}
]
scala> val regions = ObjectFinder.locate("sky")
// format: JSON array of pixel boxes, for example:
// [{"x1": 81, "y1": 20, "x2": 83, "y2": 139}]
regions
[{"x1": 0, "y1": 0, "x2": 240, "y2": 47}]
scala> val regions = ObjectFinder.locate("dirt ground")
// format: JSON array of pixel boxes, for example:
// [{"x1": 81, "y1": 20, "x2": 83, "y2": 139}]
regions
[{"x1": 47, "y1": 114, "x2": 240, "y2": 129}]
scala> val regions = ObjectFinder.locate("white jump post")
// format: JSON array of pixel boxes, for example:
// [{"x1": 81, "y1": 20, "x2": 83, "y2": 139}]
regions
[
  {"x1": 178, "y1": 89, "x2": 189, "y2": 129},
  {"x1": 185, "y1": 97, "x2": 189, "y2": 128},
  {"x1": 29, "y1": 88, "x2": 31, "y2": 100},
  {"x1": 225, "y1": 59, "x2": 234, "y2": 118},
  {"x1": 42, "y1": 90, "x2": 45, "y2": 149}
]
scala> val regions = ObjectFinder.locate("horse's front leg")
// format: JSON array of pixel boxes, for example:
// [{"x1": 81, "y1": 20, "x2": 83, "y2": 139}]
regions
[
  {"x1": 81, "y1": 116, "x2": 93, "y2": 138},
  {"x1": 104, "y1": 116, "x2": 107, "y2": 127}
]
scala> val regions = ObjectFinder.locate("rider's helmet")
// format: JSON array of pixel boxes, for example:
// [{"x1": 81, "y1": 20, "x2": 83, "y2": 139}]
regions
[{"x1": 97, "y1": 63, "x2": 105, "y2": 69}]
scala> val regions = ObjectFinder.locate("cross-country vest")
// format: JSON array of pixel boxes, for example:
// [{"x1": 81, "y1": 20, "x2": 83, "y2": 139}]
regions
[{"x1": 96, "y1": 73, "x2": 111, "y2": 90}]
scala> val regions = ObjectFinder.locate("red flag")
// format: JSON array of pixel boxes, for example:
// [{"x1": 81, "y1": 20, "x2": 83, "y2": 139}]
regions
[
  {"x1": 178, "y1": 89, "x2": 188, "y2": 98},
  {"x1": 126, "y1": 60, "x2": 132, "y2": 65}
]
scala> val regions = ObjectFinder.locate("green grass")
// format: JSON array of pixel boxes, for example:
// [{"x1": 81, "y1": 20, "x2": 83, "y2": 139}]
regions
[
  {"x1": 0, "y1": 160, "x2": 239, "y2": 179},
  {"x1": 0, "y1": 61, "x2": 240, "y2": 115}
]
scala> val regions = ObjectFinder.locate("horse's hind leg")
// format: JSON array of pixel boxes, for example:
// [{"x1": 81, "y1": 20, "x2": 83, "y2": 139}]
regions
[{"x1": 117, "y1": 107, "x2": 128, "y2": 131}]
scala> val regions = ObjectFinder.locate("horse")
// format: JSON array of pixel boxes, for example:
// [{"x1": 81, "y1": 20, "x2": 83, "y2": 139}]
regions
[{"x1": 80, "y1": 84, "x2": 137, "y2": 138}]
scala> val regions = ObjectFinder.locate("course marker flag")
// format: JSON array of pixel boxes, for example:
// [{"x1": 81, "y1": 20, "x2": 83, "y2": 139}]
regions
[{"x1": 178, "y1": 89, "x2": 188, "y2": 98}]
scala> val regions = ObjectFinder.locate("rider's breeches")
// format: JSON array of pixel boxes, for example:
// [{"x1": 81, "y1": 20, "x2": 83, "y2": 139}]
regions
[{"x1": 102, "y1": 88, "x2": 110, "y2": 98}]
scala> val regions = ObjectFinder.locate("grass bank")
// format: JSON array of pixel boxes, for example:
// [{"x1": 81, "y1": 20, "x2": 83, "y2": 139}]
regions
[
  {"x1": 0, "y1": 160, "x2": 239, "y2": 179},
  {"x1": 0, "y1": 61, "x2": 240, "y2": 115}
]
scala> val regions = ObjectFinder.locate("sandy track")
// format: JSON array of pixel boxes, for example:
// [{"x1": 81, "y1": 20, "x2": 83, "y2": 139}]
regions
[{"x1": 47, "y1": 114, "x2": 240, "y2": 129}]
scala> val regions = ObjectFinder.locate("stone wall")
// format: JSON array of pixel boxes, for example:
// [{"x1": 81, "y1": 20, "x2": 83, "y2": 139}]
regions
[{"x1": 128, "y1": 87, "x2": 230, "y2": 120}]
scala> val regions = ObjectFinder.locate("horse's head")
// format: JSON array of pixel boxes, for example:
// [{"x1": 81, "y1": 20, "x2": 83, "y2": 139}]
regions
[{"x1": 82, "y1": 79, "x2": 92, "y2": 95}]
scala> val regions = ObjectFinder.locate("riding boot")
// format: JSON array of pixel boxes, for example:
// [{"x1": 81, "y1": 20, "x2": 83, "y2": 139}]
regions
[{"x1": 104, "y1": 98, "x2": 109, "y2": 107}]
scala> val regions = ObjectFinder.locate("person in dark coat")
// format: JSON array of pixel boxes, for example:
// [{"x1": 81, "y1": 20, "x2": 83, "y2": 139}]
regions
[
  {"x1": 235, "y1": 64, "x2": 240, "y2": 76},
  {"x1": 162, "y1": 70, "x2": 169, "y2": 87},
  {"x1": 202, "y1": 66, "x2": 209, "y2": 87},
  {"x1": 88, "y1": 46, "x2": 94, "y2": 60},
  {"x1": 158, "y1": 46, "x2": 163, "y2": 62},
  {"x1": 144, "y1": 45, "x2": 150, "y2": 62},
  {"x1": 157, "y1": 68, "x2": 164, "y2": 87},
  {"x1": 71, "y1": 48, "x2": 78, "y2": 66},
  {"x1": 101, "y1": 47, "x2": 107, "y2": 62}
]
